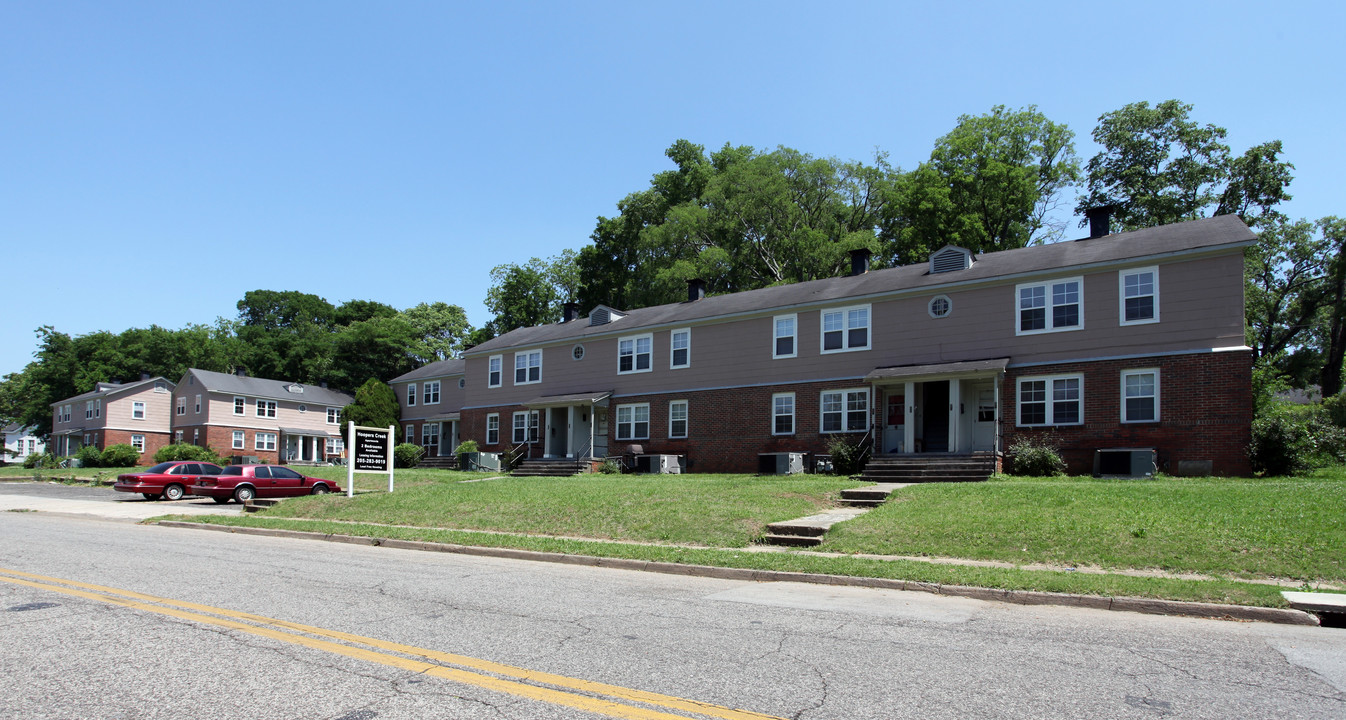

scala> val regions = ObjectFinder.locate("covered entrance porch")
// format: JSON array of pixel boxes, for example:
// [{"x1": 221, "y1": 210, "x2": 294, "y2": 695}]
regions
[
  {"x1": 863, "y1": 358, "x2": 1007, "y2": 456},
  {"x1": 280, "y1": 428, "x2": 336, "y2": 465},
  {"x1": 523, "y1": 391, "x2": 612, "y2": 461}
]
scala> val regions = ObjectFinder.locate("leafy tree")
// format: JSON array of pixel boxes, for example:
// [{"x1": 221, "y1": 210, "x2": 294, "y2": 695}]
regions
[
  {"x1": 1245, "y1": 218, "x2": 1330, "y2": 363},
  {"x1": 484, "y1": 256, "x2": 571, "y2": 335},
  {"x1": 329, "y1": 316, "x2": 420, "y2": 390},
  {"x1": 235, "y1": 290, "x2": 337, "y2": 382},
  {"x1": 339, "y1": 378, "x2": 401, "y2": 429},
  {"x1": 335, "y1": 299, "x2": 399, "y2": 326},
  {"x1": 1314, "y1": 217, "x2": 1346, "y2": 396},
  {"x1": 400, "y1": 301, "x2": 472, "y2": 362},
  {"x1": 1078, "y1": 99, "x2": 1293, "y2": 230}
]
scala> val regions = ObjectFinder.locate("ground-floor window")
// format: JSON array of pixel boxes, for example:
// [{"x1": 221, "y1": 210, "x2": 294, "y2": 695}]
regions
[
  {"x1": 512, "y1": 411, "x2": 539, "y2": 443},
  {"x1": 821, "y1": 389, "x2": 868, "y2": 433},
  {"x1": 616, "y1": 403, "x2": 650, "y2": 441},
  {"x1": 1122, "y1": 369, "x2": 1159, "y2": 423},
  {"x1": 773, "y1": 393, "x2": 795, "y2": 435},
  {"x1": 668, "y1": 400, "x2": 688, "y2": 439},
  {"x1": 486, "y1": 414, "x2": 500, "y2": 445},
  {"x1": 326, "y1": 437, "x2": 344, "y2": 455},
  {"x1": 255, "y1": 432, "x2": 277, "y2": 452},
  {"x1": 1017, "y1": 374, "x2": 1083, "y2": 426},
  {"x1": 423, "y1": 422, "x2": 440, "y2": 451},
  {"x1": 131, "y1": 435, "x2": 145, "y2": 453},
  {"x1": 232, "y1": 431, "x2": 245, "y2": 449}
]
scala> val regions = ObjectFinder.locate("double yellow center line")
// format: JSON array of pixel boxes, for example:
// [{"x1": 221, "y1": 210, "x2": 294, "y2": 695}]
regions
[{"x1": 0, "y1": 567, "x2": 785, "y2": 720}]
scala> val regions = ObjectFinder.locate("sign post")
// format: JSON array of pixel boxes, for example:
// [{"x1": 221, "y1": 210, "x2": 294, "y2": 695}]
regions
[{"x1": 346, "y1": 422, "x2": 394, "y2": 497}]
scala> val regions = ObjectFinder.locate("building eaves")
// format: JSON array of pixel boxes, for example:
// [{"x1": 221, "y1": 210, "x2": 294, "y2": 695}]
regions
[
  {"x1": 187, "y1": 369, "x2": 354, "y2": 406},
  {"x1": 389, "y1": 358, "x2": 466, "y2": 384}
]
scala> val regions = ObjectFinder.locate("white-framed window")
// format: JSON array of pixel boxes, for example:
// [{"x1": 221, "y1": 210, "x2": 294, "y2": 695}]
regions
[
  {"x1": 234, "y1": 397, "x2": 246, "y2": 415},
  {"x1": 176, "y1": 397, "x2": 186, "y2": 416},
  {"x1": 192, "y1": 428, "x2": 199, "y2": 444},
  {"x1": 424, "y1": 381, "x2": 441, "y2": 404},
  {"x1": 407, "y1": 383, "x2": 417, "y2": 406},
  {"x1": 85, "y1": 401, "x2": 94, "y2": 419},
  {"x1": 405, "y1": 424, "x2": 415, "y2": 443},
  {"x1": 514, "y1": 350, "x2": 542, "y2": 385},
  {"x1": 1122, "y1": 369, "x2": 1159, "y2": 423},
  {"x1": 256, "y1": 400, "x2": 277, "y2": 418},
  {"x1": 670, "y1": 329, "x2": 690, "y2": 369},
  {"x1": 618, "y1": 334, "x2": 653, "y2": 374},
  {"x1": 511, "y1": 411, "x2": 540, "y2": 443},
  {"x1": 773, "y1": 393, "x2": 795, "y2": 435},
  {"x1": 616, "y1": 403, "x2": 650, "y2": 441},
  {"x1": 327, "y1": 407, "x2": 339, "y2": 425},
  {"x1": 488, "y1": 355, "x2": 503, "y2": 388},
  {"x1": 1120, "y1": 267, "x2": 1159, "y2": 325},
  {"x1": 194, "y1": 394, "x2": 201, "y2": 414},
  {"x1": 821, "y1": 305, "x2": 871, "y2": 353},
  {"x1": 1017, "y1": 277, "x2": 1083, "y2": 335},
  {"x1": 773, "y1": 314, "x2": 797, "y2": 359},
  {"x1": 325, "y1": 437, "x2": 344, "y2": 455},
  {"x1": 1016, "y1": 374, "x2": 1084, "y2": 426},
  {"x1": 131, "y1": 434, "x2": 145, "y2": 453},
  {"x1": 132, "y1": 401, "x2": 146, "y2": 420},
  {"x1": 422, "y1": 422, "x2": 440, "y2": 450},
  {"x1": 232, "y1": 431, "x2": 245, "y2": 450},
  {"x1": 486, "y1": 414, "x2": 500, "y2": 445},
  {"x1": 668, "y1": 400, "x2": 688, "y2": 439},
  {"x1": 95, "y1": 399, "x2": 100, "y2": 418},
  {"x1": 255, "y1": 432, "x2": 277, "y2": 451},
  {"x1": 821, "y1": 388, "x2": 869, "y2": 433},
  {"x1": 175, "y1": 430, "x2": 183, "y2": 443},
  {"x1": 928, "y1": 295, "x2": 953, "y2": 319}
]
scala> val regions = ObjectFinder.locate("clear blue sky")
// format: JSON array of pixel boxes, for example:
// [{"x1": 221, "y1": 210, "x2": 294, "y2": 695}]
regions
[{"x1": 3, "y1": 1, "x2": 1342, "y2": 377}]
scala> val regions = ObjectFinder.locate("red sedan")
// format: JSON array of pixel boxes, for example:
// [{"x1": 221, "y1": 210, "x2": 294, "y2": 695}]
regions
[
  {"x1": 188, "y1": 464, "x2": 337, "y2": 504},
  {"x1": 114, "y1": 461, "x2": 224, "y2": 501}
]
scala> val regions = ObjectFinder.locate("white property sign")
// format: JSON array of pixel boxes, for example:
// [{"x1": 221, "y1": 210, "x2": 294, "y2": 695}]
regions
[{"x1": 346, "y1": 422, "x2": 396, "y2": 497}]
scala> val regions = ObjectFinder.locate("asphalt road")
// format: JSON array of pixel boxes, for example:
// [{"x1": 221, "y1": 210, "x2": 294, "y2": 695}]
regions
[{"x1": 1, "y1": 512, "x2": 1343, "y2": 719}]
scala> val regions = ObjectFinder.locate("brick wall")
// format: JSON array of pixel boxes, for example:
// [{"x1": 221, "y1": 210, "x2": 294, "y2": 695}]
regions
[
  {"x1": 103, "y1": 429, "x2": 171, "y2": 465},
  {"x1": 1002, "y1": 350, "x2": 1253, "y2": 476}
]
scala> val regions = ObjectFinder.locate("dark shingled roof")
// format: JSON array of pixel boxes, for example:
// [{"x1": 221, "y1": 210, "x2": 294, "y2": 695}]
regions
[
  {"x1": 390, "y1": 358, "x2": 466, "y2": 384},
  {"x1": 188, "y1": 369, "x2": 353, "y2": 406},
  {"x1": 51, "y1": 376, "x2": 173, "y2": 406},
  {"x1": 466, "y1": 215, "x2": 1257, "y2": 357}
]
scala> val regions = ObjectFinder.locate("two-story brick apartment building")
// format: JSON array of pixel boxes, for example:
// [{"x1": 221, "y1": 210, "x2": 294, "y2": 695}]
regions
[
  {"x1": 389, "y1": 358, "x2": 466, "y2": 460},
  {"x1": 170, "y1": 369, "x2": 354, "y2": 464},
  {"x1": 50, "y1": 376, "x2": 176, "y2": 463},
  {"x1": 440, "y1": 215, "x2": 1255, "y2": 476}
]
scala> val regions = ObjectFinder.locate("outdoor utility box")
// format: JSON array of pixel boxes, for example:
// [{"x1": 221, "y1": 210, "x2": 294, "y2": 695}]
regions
[
  {"x1": 635, "y1": 454, "x2": 683, "y2": 474},
  {"x1": 230, "y1": 455, "x2": 261, "y2": 465},
  {"x1": 1093, "y1": 448, "x2": 1156, "y2": 477},
  {"x1": 460, "y1": 451, "x2": 501, "y2": 471},
  {"x1": 758, "y1": 452, "x2": 805, "y2": 475}
]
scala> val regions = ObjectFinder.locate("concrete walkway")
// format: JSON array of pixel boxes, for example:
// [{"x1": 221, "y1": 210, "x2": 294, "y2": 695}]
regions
[
  {"x1": 0, "y1": 493, "x2": 244, "y2": 522},
  {"x1": 763, "y1": 482, "x2": 911, "y2": 545}
]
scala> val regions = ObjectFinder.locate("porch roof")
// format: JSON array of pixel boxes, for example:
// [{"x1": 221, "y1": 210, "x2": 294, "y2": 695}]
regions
[
  {"x1": 421, "y1": 412, "x2": 461, "y2": 422},
  {"x1": 524, "y1": 390, "x2": 613, "y2": 408},
  {"x1": 279, "y1": 427, "x2": 337, "y2": 437},
  {"x1": 864, "y1": 357, "x2": 1010, "y2": 383}
]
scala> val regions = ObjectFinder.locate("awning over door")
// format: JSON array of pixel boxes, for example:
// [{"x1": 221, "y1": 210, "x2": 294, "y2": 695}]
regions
[
  {"x1": 523, "y1": 391, "x2": 613, "y2": 408},
  {"x1": 279, "y1": 427, "x2": 335, "y2": 437},
  {"x1": 422, "y1": 413, "x2": 461, "y2": 422},
  {"x1": 864, "y1": 358, "x2": 1010, "y2": 383}
]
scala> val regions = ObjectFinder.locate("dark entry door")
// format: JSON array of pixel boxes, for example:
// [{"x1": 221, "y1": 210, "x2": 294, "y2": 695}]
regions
[{"x1": 923, "y1": 381, "x2": 950, "y2": 452}]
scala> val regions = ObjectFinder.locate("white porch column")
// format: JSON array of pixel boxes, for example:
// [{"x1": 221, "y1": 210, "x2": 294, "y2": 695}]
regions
[
  {"x1": 566, "y1": 406, "x2": 576, "y2": 458},
  {"x1": 904, "y1": 381, "x2": 916, "y2": 454},
  {"x1": 994, "y1": 374, "x2": 1002, "y2": 455},
  {"x1": 948, "y1": 380, "x2": 961, "y2": 454}
]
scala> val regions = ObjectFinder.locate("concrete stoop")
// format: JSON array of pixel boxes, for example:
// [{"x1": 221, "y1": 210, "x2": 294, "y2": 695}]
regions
[
  {"x1": 243, "y1": 498, "x2": 282, "y2": 513},
  {"x1": 761, "y1": 507, "x2": 871, "y2": 547}
]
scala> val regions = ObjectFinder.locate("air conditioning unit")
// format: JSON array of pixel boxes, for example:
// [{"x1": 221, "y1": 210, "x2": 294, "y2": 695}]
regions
[
  {"x1": 1093, "y1": 448, "x2": 1156, "y2": 477},
  {"x1": 758, "y1": 452, "x2": 804, "y2": 475},
  {"x1": 635, "y1": 454, "x2": 683, "y2": 474}
]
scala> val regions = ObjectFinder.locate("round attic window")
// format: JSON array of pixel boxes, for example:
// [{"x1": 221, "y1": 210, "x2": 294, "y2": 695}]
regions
[
  {"x1": 928, "y1": 295, "x2": 952, "y2": 318},
  {"x1": 572, "y1": 344, "x2": 586, "y2": 361},
  {"x1": 298, "y1": 404, "x2": 307, "y2": 413}
]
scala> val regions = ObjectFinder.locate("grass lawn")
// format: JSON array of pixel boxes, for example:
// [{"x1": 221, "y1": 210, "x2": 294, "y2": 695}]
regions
[
  {"x1": 0, "y1": 465, "x2": 124, "y2": 482},
  {"x1": 823, "y1": 470, "x2": 1346, "y2": 583}
]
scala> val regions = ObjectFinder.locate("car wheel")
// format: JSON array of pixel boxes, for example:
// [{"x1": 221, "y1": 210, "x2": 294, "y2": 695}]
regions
[
  {"x1": 311, "y1": 483, "x2": 330, "y2": 495},
  {"x1": 233, "y1": 486, "x2": 255, "y2": 503},
  {"x1": 163, "y1": 484, "x2": 185, "y2": 501},
  {"x1": 141, "y1": 493, "x2": 161, "y2": 501},
  {"x1": 211, "y1": 496, "x2": 230, "y2": 505}
]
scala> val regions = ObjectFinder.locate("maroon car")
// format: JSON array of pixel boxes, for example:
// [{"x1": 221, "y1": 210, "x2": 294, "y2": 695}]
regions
[
  {"x1": 188, "y1": 464, "x2": 337, "y2": 504},
  {"x1": 114, "y1": 461, "x2": 224, "y2": 501}
]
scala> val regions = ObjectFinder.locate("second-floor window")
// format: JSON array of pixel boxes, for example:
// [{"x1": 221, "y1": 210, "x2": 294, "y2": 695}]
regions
[
  {"x1": 1018, "y1": 278, "x2": 1083, "y2": 334},
  {"x1": 86, "y1": 401, "x2": 94, "y2": 419},
  {"x1": 234, "y1": 397, "x2": 245, "y2": 415},
  {"x1": 176, "y1": 397, "x2": 186, "y2": 416},
  {"x1": 194, "y1": 395, "x2": 201, "y2": 413},
  {"x1": 618, "y1": 334, "x2": 652, "y2": 374},
  {"x1": 488, "y1": 356, "x2": 502, "y2": 388},
  {"x1": 256, "y1": 400, "x2": 277, "y2": 418},
  {"x1": 132, "y1": 401, "x2": 146, "y2": 420},
  {"x1": 1120, "y1": 267, "x2": 1159, "y2": 325},
  {"x1": 424, "y1": 381, "x2": 440, "y2": 404},
  {"x1": 515, "y1": 350, "x2": 542, "y2": 385},
  {"x1": 327, "y1": 408, "x2": 339, "y2": 425},
  {"x1": 774, "y1": 315, "x2": 797, "y2": 359},
  {"x1": 407, "y1": 383, "x2": 417, "y2": 406},
  {"x1": 821, "y1": 306, "x2": 870, "y2": 353},
  {"x1": 670, "y1": 329, "x2": 690, "y2": 369}
]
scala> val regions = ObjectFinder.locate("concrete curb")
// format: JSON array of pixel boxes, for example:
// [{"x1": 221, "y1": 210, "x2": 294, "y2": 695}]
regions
[{"x1": 155, "y1": 521, "x2": 1321, "y2": 627}]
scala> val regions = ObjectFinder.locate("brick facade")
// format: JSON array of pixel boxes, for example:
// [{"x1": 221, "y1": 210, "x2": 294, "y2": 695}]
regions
[
  {"x1": 102, "y1": 429, "x2": 171, "y2": 465},
  {"x1": 1002, "y1": 350, "x2": 1253, "y2": 476}
]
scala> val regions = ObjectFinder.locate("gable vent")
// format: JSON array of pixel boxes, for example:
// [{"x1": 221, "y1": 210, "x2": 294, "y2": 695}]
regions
[
  {"x1": 590, "y1": 308, "x2": 611, "y2": 326},
  {"x1": 930, "y1": 246, "x2": 973, "y2": 274}
]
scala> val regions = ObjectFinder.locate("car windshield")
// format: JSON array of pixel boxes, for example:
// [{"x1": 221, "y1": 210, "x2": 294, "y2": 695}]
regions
[
  {"x1": 221, "y1": 466, "x2": 243, "y2": 476},
  {"x1": 146, "y1": 462, "x2": 176, "y2": 473}
]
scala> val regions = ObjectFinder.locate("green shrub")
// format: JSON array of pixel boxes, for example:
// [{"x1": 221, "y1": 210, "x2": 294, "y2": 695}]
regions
[
  {"x1": 74, "y1": 445, "x2": 103, "y2": 468},
  {"x1": 1249, "y1": 403, "x2": 1346, "y2": 475},
  {"x1": 393, "y1": 443, "x2": 424, "y2": 469},
  {"x1": 826, "y1": 437, "x2": 868, "y2": 476},
  {"x1": 1007, "y1": 435, "x2": 1066, "y2": 476},
  {"x1": 100, "y1": 444, "x2": 143, "y2": 468},
  {"x1": 24, "y1": 452, "x2": 59, "y2": 469},
  {"x1": 1322, "y1": 393, "x2": 1346, "y2": 428},
  {"x1": 154, "y1": 444, "x2": 221, "y2": 464},
  {"x1": 599, "y1": 458, "x2": 622, "y2": 474},
  {"x1": 453, "y1": 440, "x2": 478, "y2": 455}
]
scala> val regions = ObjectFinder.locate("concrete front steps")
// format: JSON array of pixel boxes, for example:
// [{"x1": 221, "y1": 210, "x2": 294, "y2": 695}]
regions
[
  {"x1": 416, "y1": 456, "x2": 460, "y2": 470},
  {"x1": 839, "y1": 482, "x2": 908, "y2": 508},
  {"x1": 511, "y1": 458, "x2": 585, "y2": 477},
  {"x1": 857, "y1": 453, "x2": 997, "y2": 485},
  {"x1": 243, "y1": 498, "x2": 281, "y2": 513},
  {"x1": 761, "y1": 508, "x2": 871, "y2": 547}
]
